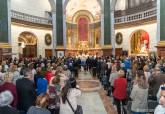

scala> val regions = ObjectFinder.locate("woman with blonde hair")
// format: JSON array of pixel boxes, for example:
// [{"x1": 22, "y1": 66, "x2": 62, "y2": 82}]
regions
[
  {"x1": 9, "y1": 65, "x2": 20, "y2": 84},
  {"x1": 27, "y1": 94, "x2": 51, "y2": 114},
  {"x1": 143, "y1": 65, "x2": 151, "y2": 83},
  {"x1": 131, "y1": 70, "x2": 148, "y2": 114}
]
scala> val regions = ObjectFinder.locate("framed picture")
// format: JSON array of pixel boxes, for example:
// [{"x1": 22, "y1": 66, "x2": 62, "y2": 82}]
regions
[
  {"x1": 116, "y1": 32, "x2": 123, "y2": 45},
  {"x1": 45, "y1": 34, "x2": 52, "y2": 46},
  {"x1": 57, "y1": 51, "x2": 64, "y2": 58}
]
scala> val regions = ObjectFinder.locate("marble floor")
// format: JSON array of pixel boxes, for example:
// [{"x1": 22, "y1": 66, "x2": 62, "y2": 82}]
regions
[
  {"x1": 77, "y1": 71, "x2": 117, "y2": 114},
  {"x1": 78, "y1": 92, "x2": 107, "y2": 114}
]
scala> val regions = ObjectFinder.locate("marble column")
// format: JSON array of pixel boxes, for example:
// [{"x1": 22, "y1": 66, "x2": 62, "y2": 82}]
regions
[
  {"x1": 0, "y1": 0, "x2": 12, "y2": 61},
  {"x1": 100, "y1": 0, "x2": 104, "y2": 47},
  {"x1": 104, "y1": 0, "x2": 111, "y2": 45},
  {"x1": 56, "y1": 0, "x2": 63, "y2": 46},
  {"x1": 111, "y1": 9, "x2": 115, "y2": 57},
  {"x1": 156, "y1": 0, "x2": 165, "y2": 57},
  {"x1": 63, "y1": 0, "x2": 66, "y2": 49},
  {"x1": 0, "y1": 0, "x2": 11, "y2": 44},
  {"x1": 51, "y1": 10, "x2": 57, "y2": 56}
]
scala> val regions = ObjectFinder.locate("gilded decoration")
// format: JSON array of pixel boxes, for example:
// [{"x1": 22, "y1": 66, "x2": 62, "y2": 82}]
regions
[
  {"x1": 0, "y1": 43, "x2": 11, "y2": 48},
  {"x1": 18, "y1": 32, "x2": 37, "y2": 46},
  {"x1": 66, "y1": 10, "x2": 101, "y2": 50},
  {"x1": 158, "y1": 41, "x2": 165, "y2": 46},
  {"x1": 130, "y1": 30, "x2": 149, "y2": 55}
]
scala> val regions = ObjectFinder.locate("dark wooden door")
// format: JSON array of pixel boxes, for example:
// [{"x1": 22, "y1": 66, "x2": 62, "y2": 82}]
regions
[
  {"x1": 23, "y1": 45, "x2": 37, "y2": 58},
  {"x1": 45, "y1": 49, "x2": 52, "y2": 58}
]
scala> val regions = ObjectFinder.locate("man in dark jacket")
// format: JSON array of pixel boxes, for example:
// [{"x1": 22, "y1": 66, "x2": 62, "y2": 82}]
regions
[
  {"x1": 16, "y1": 68, "x2": 36, "y2": 114},
  {"x1": 148, "y1": 67, "x2": 165, "y2": 99}
]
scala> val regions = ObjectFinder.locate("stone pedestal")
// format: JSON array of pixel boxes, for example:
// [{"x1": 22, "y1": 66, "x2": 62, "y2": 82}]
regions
[
  {"x1": 156, "y1": 45, "x2": 165, "y2": 57},
  {"x1": 0, "y1": 43, "x2": 12, "y2": 62},
  {"x1": 55, "y1": 46, "x2": 66, "y2": 58},
  {"x1": 102, "y1": 45, "x2": 122, "y2": 57},
  {"x1": 102, "y1": 48, "x2": 113, "y2": 57}
]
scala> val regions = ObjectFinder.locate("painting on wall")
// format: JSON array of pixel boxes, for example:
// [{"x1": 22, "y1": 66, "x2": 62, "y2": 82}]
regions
[
  {"x1": 45, "y1": 34, "x2": 52, "y2": 46},
  {"x1": 116, "y1": 32, "x2": 123, "y2": 45},
  {"x1": 57, "y1": 51, "x2": 64, "y2": 58}
]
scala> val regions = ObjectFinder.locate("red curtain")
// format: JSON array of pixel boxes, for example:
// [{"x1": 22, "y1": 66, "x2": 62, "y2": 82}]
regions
[
  {"x1": 141, "y1": 32, "x2": 149, "y2": 48},
  {"x1": 78, "y1": 18, "x2": 88, "y2": 41}
]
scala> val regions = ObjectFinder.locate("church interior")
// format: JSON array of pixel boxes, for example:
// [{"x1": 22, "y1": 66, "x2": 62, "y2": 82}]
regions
[{"x1": 1, "y1": 0, "x2": 165, "y2": 114}]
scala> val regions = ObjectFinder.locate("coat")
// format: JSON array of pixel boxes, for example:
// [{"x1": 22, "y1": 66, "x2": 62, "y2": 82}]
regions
[
  {"x1": 60, "y1": 88, "x2": 81, "y2": 114},
  {"x1": 113, "y1": 77, "x2": 127, "y2": 100},
  {"x1": 130, "y1": 84, "x2": 148, "y2": 112},
  {"x1": 0, "y1": 82, "x2": 18, "y2": 108},
  {"x1": 16, "y1": 78, "x2": 36, "y2": 112}
]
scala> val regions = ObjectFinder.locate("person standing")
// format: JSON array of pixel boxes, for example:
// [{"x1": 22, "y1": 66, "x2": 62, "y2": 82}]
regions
[
  {"x1": 60, "y1": 78, "x2": 81, "y2": 114},
  {"x1": 0, "y1": 90, "x2": 19, "y2": 114},
  {"x1": 154, "y1": 86, "x2": 165, "y2": 114},
  {"x1": 0, "y1": 72, "x2": 18, "y2": 108},
  {"x1": 113, "y1": 70, "x2": 127, "y2": 114},
  {"x1": 131, "y1": 70, "x2": 148, "y2": 114},
  {"x1": 27, "y1": 94, "x2": 51, "y2": 114},
  {"x1": 16, "y1": 68, "x2": 36, "y2": 114}
]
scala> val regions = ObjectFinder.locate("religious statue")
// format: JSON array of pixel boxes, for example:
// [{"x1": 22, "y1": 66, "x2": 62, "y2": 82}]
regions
[{"x1": 140, "y1": 40, "x2": 148, "y2": 53}]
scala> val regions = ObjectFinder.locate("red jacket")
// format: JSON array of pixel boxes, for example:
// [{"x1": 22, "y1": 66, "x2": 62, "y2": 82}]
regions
[
  {"x1": 45, "y1": 71, "x2": 53, "y2": 84},
  {"x1": 113, "y1": 77, "x2": 127, "y2": 100}
]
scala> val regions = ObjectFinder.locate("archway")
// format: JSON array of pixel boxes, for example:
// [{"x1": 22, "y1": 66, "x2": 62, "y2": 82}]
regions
[
  {"x1": 130, "y1": 30, "x2": 150, "y2": 55},
  {"x1": 18, "y1": 32, "x2": 38, "y2": 58},
  {"x1": 65, "y1": 0, "x2": 102, "y2": 56}
]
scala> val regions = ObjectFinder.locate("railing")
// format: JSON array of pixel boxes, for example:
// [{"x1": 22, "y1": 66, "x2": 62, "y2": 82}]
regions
[
  {"x1": 11, "y1": 10, "x2": 52, "y2": 25},
  {"x1": 11, "y1": 7, "x2": 156, "y2": 26},
  {"x1": 115, "y1": 7, "x2": 156, "y2": 24}
]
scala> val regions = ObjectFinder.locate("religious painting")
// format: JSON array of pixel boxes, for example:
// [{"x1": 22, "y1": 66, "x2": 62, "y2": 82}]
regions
[
  {"x1": 57, "y1": 51, "x2": 64, "y2": 58},
  {"x1": 45, "y1": 34, "x2": 52, "y2": 46},
  {"x1": 131, "y1": 30, "x2": 149, "y2": 54},
  {"x1": 116, "y1": 32, "x2": 123, "y2": 45},
  {"x1": 78, "y1": 18, "x2": 88, "y2": 41}
]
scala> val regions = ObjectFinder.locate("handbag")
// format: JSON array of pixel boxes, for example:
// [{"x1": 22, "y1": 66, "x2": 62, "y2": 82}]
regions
[{"x1": 66, "y1": 98, "x2": 83, "y2": 114}]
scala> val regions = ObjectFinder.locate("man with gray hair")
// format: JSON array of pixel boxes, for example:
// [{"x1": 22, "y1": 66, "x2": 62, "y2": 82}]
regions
[
  {"x1": 148, "y1": 67, "x2": 165, "y2": 99},
  {"x1": 0, "y1": 90, "x2": 19, "y2": 114},
  {"x1": 16, "y1": 68, "x2": 36, "y2": 114}
]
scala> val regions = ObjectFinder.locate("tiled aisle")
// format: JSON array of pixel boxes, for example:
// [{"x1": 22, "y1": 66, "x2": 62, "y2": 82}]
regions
[
  {"x1": 78, "y1": 92, "x2": 107, "y2": 114},
  {"x1": 77, "y1": 71, "x2": 117, "y2": 114}
]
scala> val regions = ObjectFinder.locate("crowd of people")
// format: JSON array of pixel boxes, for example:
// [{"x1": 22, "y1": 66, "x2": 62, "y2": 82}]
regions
[{"x1": 0, "y1": 55, "x2": 165, "y2": 114}]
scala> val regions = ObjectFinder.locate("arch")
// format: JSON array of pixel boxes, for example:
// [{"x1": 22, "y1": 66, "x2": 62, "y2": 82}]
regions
[
  {"x1": 18, "y1": 31, "x2": 38, "y2": 45},
  {"x1": 18, "y1": 31, "x2": 38, "y2": 58},
  {"x1": 130, "y1": 29, "x2": 150, "y2": 54},
  {"x1": 72, "y1": 10, "x2": 95, "y2": 23},
  {"x1": 63, "y1": 0, "x2": 103, "y2": 10}
]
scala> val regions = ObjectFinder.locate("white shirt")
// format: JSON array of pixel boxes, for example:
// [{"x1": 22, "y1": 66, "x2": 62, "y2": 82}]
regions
[
  {"x1": 154, "y1": 105, "x2": 165, "y2": 114},
  {"x1": 60, "y1": 88, "x2": 81, "y2": 114}
]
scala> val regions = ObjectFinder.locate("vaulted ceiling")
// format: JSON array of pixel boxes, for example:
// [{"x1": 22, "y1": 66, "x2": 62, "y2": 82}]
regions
[{"x1": 65, "y1": 0, "x2": 101, "y2": 22}]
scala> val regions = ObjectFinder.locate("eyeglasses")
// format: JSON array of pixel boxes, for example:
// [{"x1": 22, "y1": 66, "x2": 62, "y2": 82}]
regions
[{"x1": 161, "y1": 86, "x2": 165, "y2": 90}]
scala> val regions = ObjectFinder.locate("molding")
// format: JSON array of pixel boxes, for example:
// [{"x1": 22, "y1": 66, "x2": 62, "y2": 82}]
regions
[
  {"x1": 101, "y1": 45, "x2": 112, "y2": 49},
  {"x1": 55, "y1": 46, "x2": 65, "y2": 50},
  {"x1": 0, "y1": 43, "x2": 12, "y2": 48},
  {"x1": 11, "y1": 19, "x2": 52, "y2": 30},
  {"x1": 157, "y1": 41, "x2": 165, "y2": 47}
]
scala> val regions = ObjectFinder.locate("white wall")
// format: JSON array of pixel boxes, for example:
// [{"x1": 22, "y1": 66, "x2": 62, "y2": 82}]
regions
[
  {"x1": 11, "y1": 24, "x2": 52, "y2": 58},
  {"x1": 115, "y1": 23, "x2": 158, "y2": 53},
  {"x1": 115, "y1": 0, "x2": 126, "y2": 11},
  {"x1": 11, "y1": 0, "x2": 51, "y2": 17}
]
